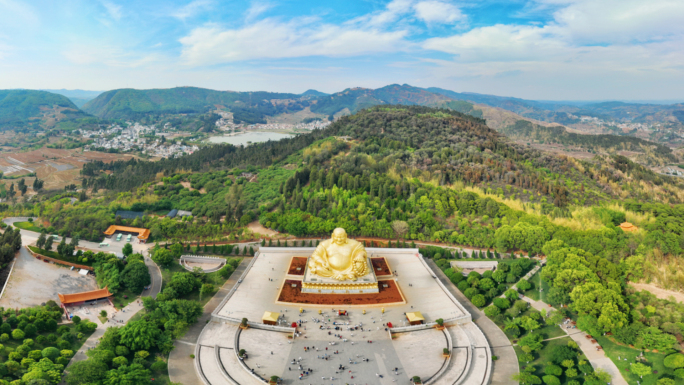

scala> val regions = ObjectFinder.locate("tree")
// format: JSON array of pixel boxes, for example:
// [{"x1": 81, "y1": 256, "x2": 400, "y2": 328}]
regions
[
  {"x1": 484, "y1": 306, "x2": 500, "y2": 317},
  {"x1": 122, "y1": 261, "x2": 151, "y2": 294},
  {"x1": 542, "y1": 375, "x2": 561, "y2": 385},
  {"x1": 545, "y1": 365, "x2": 563, "y2": 376},
  {"x1": 577, "y1": 315, "x2": 601, "y2": 336},
  {"x1": 169, "y1": 273, "x2": 200, "y2": 296},
  {"x1": 122, "y1": 243, "x2": 133, "y2": 257},
  {"x1": 493, "y1": 298, "x2": 511, "y2": 310},
  {"x1": 170, "y1": 243, "x2": 183, "y2": 258},
  {"x1": 519, "y1": 333, "x2": 544, "y2": 352},
  {"x1": 391, "y1": 220, "x2": 409, "y2": 239},
  {"x1": 65, "y1": 359, "x2": 109, "y2": 385},
  {"x1": 664, "y1": 353, "x2": 684, "y2": 369},
  {"x1": 630, "y1": 363, "x2": 652, "y2": 379},
  {"x1": 152, "y1": 249, "x2": 173, "y2": 267},
  {"x1": 11, "y1": 329, "x2": 24, "y2": 340},
  {"x1": 44, "y1": 236, "x2": 54, "y2": 251},
  {"x1": 200, "y1": 284, "x2": 215, "y2": 301},
  {"x1": 119, "y1": 320, "x2": 161, "y2": 351},
  {"x1": 41, "y1": 347, "x2": 59, "y2": 362},
  {"x1": 512, "y1": 372, "x2": 542, "y2": 385},
  {"x1": 657, "y1": 378, "x2": 675, "y2": 385},
  {"x1": 504, "y1": 289, "x2": 518, "y2": 301},
  {"x1": 471, "y1": 294, "x2": 486, "y2": 307},
  {"x1": 517, "y1": 279, "x2": 532, "y2": 291},
  {"x1": 112, "y1": 356, "x2": 128, "y2": 368},
  {"x1": 36, "y1": 232, "x2": 47, "y2": 249}
]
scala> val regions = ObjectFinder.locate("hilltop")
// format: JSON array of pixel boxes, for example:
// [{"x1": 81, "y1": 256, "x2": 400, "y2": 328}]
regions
[{"x1": 0, "y1": 89, "x2": 96, "y2": 131}]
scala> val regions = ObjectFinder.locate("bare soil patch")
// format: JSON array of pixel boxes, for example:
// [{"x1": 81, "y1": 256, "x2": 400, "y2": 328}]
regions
[
  {"x1": 247, "y1": 220, "x2": 278, "y2": 236},
  {"x1": 287, "y1": 257, "x2": 307, "y2": 276},
  {"x1": 277, "y1": 279, "x2": 404, "y2": 305},
  {"x1": 371, "y1": 257, "x2": 392, "y2": 277},
  {"x1": 630, "y1": 282, "x2": 684, "y2": 303}
]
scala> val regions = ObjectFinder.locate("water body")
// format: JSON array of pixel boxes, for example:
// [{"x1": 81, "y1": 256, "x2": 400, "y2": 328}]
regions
[{"x1": 207, "y1": 131, "x2": 294, "y2": 146}]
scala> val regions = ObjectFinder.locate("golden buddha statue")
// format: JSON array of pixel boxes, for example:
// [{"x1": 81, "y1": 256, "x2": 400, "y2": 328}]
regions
[{"x1": 308, "y1": 228, "x2": 369, "y2": 281}]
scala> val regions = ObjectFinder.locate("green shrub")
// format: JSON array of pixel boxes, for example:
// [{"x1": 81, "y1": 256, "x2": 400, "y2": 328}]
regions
[{"x1": 11, "y1": 329, "x2": 24, "y2": 340}]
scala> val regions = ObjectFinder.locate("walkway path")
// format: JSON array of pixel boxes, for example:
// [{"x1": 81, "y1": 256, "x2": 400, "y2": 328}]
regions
[
  {"x1": 501, "y1": 264, "x2": 542, "y2": 298},
  {"x1": 427, "y1": 259, "x2": 518, "y2": 385},
  {"x1": 64, "y1": 250, "x2": 162, "y2": 370},
  {"x1": 168, "y1": 257, "x2": 252, "y2": 385},
  {"x1": 521, "y1": 296, "x2": 628, "y2": 385}
]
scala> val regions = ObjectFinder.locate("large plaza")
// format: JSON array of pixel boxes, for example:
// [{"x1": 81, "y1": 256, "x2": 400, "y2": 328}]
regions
[{"x1": 194, "y1": 246, "x2": 493, "y2": 385}]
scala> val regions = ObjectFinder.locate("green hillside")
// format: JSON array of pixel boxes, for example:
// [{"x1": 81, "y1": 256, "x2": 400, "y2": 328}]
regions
[
  {"x1": 310, "y1": 84, "x2": 453, "y2": 116},
  {"x1": 0, "y1": 90, "x2": 88, "y2": 130},
  {"x1": 82, "y1": 87, "x2": 304, "y2": 122}
]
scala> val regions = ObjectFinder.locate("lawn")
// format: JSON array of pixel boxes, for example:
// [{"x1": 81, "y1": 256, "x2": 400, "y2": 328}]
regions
[
  {"x1": 13, "y1": 221, "x2": 43, "y2": 232},
  {"x1": 524, "y1": 271, "x2": 542, "y2": 301},
  {"x1": 111, "y1": 288, "x2": 139, "y2": 309},
  {"x1": 595, "y1": 335, "x2": 680, "y2": 385},
  {"x1": 513, "y1": 336, "x2": 589, "y2": 385}
]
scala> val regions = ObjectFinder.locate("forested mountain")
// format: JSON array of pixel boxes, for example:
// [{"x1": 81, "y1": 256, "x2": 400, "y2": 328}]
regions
[
  {"x1": 81, "y1": 105, "x2": 684, "y2": 211},
  {"x1": 0, "y1": 89, "x2": 94, "y2": 130},
  {"x1": 82, "y1": 84, "x2": 462, "y2": 123},
  {"x1": 308, "y1": 84, "x2": 453, "y2": 116},
  {"x1": 82, "y1": 87, "x2": 305, "y2": 122}
]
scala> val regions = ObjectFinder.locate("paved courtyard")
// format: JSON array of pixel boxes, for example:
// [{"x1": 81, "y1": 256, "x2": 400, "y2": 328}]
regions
[
  {"x1": 195, "y1": 247, "x2": 491, "y2": 385},
  {"x1": 0, "y1": 246, "x2": 98, "y2": 308},
  {"x1": 216, "y1": 247, "x2": 469, "y2": 325}
]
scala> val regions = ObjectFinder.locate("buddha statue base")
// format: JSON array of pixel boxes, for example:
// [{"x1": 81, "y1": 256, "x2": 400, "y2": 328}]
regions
[{"x1": 302, "y1": 256, "x2": 379, "y2": 294}]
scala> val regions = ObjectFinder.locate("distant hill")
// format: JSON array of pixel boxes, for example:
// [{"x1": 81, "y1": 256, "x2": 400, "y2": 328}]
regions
[
  {"x1": 300, "y1": 89, "x2": 328, "y2": 97},
  {"x1": 501, "y1": 120, "x2": 677, "y2": 164},
  {"x1": 42, "y1": 89, "x2": 103, "y2": 108},
  {"x1": 82, "y1": 87, "x2": 306, "y2": 123},
  {"x1": 0, "y1": 90, "x2": 94, "y2": 130},
  {"x1": 310, "y1": 84, "x2": 455, "y2": 116}
]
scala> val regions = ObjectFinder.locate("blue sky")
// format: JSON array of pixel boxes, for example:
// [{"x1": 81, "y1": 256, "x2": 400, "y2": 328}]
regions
[{"x1": 0, "y1": 0, "x2": 683, "y2": 100}]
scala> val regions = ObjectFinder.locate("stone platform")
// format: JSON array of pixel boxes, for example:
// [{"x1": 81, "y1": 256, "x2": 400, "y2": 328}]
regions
[{"x1": 197, "y1": 247, "x2": 490, "y2": 385}]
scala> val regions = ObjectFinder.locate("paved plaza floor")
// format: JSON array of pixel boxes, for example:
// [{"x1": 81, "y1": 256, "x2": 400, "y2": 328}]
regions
[
  {"x1": 216, "y1": 248, "x2": 468, "y2": 325},
  {"x1": 195, "y1": 248, "x2": 492, "y2": 385}
]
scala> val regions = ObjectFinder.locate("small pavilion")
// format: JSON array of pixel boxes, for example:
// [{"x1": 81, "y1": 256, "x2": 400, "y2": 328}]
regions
[
  {"x1": 262, "y1": 311, "x2": 280, "y2": 326},
  {"x1": 406, "y1": 311, "x2": 425, "y2": 325},
  {"x1": 618, "y1": 222, "x2": 638, "y2": 232}
]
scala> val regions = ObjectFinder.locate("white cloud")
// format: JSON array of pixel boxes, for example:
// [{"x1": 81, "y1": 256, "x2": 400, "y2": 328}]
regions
[
  {"x1": 549, "y1": 0, "x2": 684, "y2": 44},
  {"x1": 173, "y1": 0, "x2": 213, "y2": 21},
  {"x1": 245, "y1": 1, "x2": 274, "y2": 22},
  {"x1": 100, "y1": 0, "x2": 122, "y2": 20},
  {"x1": 0, "y1": 0, "x2": 39, "y2": 27},
  {"x1": 179, "y1": 19, "x2": 410, "y2": 65},
  {"x1": 350, "y1": 0, "x2": 414, "y2": 27},
  {"x1": 62, "y1": 45, "x2": 162, "y2": 68},
  {"x1": 413, "y1": 1, "x2": 465, "y2": 24}
]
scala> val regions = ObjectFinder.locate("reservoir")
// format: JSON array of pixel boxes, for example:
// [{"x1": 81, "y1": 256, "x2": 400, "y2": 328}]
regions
[{"x1": 208, "y1": 131, "x2": 294, "y2": 146}]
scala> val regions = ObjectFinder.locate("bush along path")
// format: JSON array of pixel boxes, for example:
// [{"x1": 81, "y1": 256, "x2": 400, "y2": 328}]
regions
[
  {"x1": 520, "y1": 295, "x2": 628, "y2": 385},
  {"x1": 62, "y1": 249, "x2": 162, "y2": 371}
]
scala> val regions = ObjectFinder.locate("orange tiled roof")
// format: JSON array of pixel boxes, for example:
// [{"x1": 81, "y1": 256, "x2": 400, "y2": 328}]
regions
[
  {"x1": 58, "y1": 287, "x2": 112, "y2": 305},
  {"x1": 103, "y1": 225, "x2": 150, "y2": 240},
  {"x1": 618, "y1": 222, "x2": 638, "y2": 232}
]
